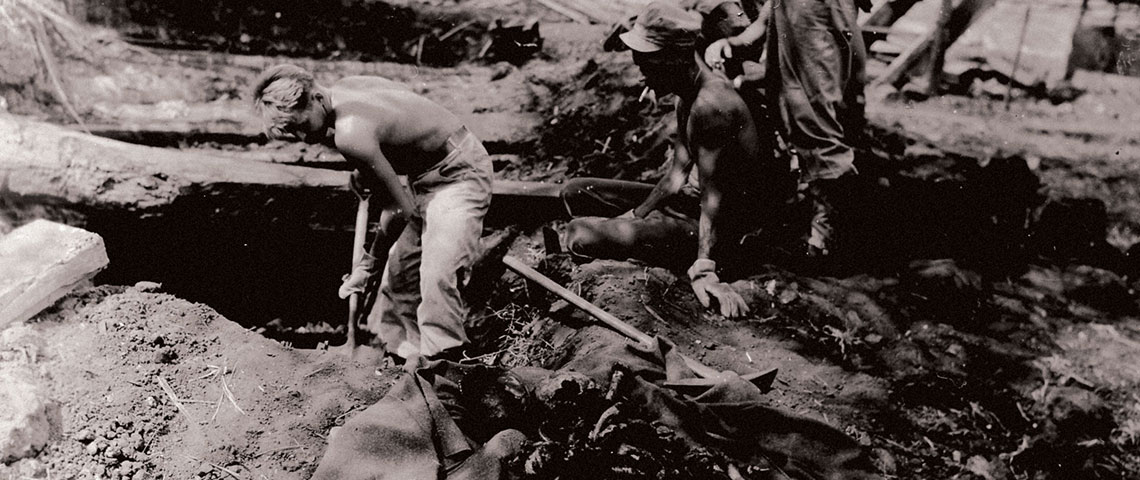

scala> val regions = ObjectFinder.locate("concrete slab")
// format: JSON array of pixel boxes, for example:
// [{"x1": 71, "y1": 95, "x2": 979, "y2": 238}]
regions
[{"x1": 0, "y1": 220, "x2": 109, "y2": 330}]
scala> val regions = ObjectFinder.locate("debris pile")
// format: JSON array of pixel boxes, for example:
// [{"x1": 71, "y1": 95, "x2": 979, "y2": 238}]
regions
[{"x1": 508, "y1": 372, "x2": 738, "y2": 480}]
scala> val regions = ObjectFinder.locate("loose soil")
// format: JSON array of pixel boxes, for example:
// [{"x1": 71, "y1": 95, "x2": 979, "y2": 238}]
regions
[{"x1": 1, "y1": 284, "x2": 397, "y2": 479}]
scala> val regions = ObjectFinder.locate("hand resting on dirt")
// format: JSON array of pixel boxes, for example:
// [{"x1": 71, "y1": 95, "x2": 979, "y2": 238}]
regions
[{"x1": 687, "y1": 259, "x2": 749, "y2": 318}]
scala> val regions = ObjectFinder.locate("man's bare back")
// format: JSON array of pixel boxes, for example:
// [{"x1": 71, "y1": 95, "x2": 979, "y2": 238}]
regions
[
  {"x1": 252, "y1": 64, "x2": 493, "y2": 360},
  {"x1": 330, "y1": 77, "x2": 466, "y2": 177}
]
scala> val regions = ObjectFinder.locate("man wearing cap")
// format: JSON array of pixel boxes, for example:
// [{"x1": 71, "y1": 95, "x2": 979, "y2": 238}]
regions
[
  {"x1": 561, "y1": 1, "x2": 787, "y2": 318},
  {"x1": 705, "y1": 0, "x2": 869, "y2": 256}
]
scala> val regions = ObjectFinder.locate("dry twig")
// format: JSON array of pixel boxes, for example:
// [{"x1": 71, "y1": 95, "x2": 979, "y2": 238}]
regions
[
  {"x1": 221, "y1": 370, "x2": 246, "y2": 415},
  {"x1": 157, "y1": 376, "x2": 193, "y2": 424}
]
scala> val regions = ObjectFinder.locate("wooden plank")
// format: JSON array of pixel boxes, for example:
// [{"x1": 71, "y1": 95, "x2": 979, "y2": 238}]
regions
[
  {"x1": 0, "y1": 220, "x2": 109, "y2": 329},
  {"x1": 535, "y1": 0, "x2": 592, "y2": 23},
  {"x1": 492, "y1": 180, "x2": 562, "y2": 198}
]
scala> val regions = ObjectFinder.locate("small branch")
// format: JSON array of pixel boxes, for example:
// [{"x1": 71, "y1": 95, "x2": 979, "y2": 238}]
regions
[
  {"x1": 182, "y1": 455, "x2": 241, "y2": 480},
  {"x1": 29, "y1": 17, "x2": 88, "y2": 134},
  {"x1": 211, "y1": 391, "x2": 224, "y2": 422},
  {"x1": 438, "y1": 19, "x2": 477, "y2": 42},
  {"x1": 535, "y1": 0, "x2": 591, "y2": 24}
]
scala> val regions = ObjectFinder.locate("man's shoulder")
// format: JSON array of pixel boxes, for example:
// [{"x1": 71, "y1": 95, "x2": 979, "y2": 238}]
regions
[
  {"x1": 690, "y1": 85, "x2": 748, "y2": 134},
  {"x1": 692, "y1": 82, "x2": 747, "y2": 117},
  {"x1": 333, "y1": 76, "x2": 413, "y2": 92},
  {"x1": 332, "y1": 113, "x2": 382, "y2": 153}
]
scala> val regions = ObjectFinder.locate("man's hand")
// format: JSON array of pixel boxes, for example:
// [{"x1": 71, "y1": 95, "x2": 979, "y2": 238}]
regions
[
  {"x1": 704, "y1": 38, "x2": 733, "y2": 70},
  {"x1": 349, "y1": 169, "x2": 372, "y2": 197},
  {"x1": 687, "y1": 259, "x2": 749, "y2": 318},
  {"x1": 338, "y1": 252, "x2": 379, "y2": 299}
]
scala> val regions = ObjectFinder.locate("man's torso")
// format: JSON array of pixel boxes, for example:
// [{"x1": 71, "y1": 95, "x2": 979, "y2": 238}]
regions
[{"x1": 331, "y1": 77, "x2": 467, "y2": 177}]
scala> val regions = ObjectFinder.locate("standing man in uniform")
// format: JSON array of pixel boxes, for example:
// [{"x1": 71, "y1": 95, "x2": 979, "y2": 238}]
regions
[{"x1": 705, "y1": 0, "x2": 869, "y2": 256}]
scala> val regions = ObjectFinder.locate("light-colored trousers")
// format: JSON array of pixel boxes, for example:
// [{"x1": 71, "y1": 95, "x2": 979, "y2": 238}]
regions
[{"x1": 366, "y1": 130, "x2": 492, "y2": 359}]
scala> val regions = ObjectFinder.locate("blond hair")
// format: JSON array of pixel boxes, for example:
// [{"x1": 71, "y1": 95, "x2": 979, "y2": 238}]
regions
[{"x1": 251, "y1": 64, "x2": 315, "y2": 139}]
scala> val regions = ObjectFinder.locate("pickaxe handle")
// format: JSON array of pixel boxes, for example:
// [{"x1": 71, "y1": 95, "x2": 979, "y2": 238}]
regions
[{"x1": 502, "y1": 255, "x2": 776, "y2": 387}]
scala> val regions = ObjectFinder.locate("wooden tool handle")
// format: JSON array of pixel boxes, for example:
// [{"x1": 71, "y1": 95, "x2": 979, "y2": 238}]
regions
[
  {"x1": 502, "y1": 255, "x2": 736, "y2": 379},
  {"x1": 503, "y1": 256, "x2": 653, "y2": 345},
  {"x1": 346, "y1": 196, "x2": 371, "y2": 350}
]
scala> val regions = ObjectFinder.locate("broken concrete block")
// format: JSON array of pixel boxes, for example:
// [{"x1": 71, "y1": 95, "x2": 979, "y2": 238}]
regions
[
  {"x1": 0, "y1": 220, "x2": 109, "y2": 330},
  {"x1": 0, "y1": 369, "x2": 62, "y2": 463}
]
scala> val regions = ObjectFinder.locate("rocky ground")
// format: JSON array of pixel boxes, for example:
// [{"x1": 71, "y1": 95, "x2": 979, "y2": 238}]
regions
[{"x1": 3, "y1": 1, "x2": 1140, "y2": 479}]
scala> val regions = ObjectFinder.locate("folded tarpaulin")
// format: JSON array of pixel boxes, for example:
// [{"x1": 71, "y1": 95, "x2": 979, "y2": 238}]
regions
[{"x1": 310, "y1": 338, "x2": 880, "y2": 480}]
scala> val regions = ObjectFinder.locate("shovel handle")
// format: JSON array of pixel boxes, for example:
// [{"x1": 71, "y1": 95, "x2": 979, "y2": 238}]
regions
[{"x1": 347, "y1": 196, "x2": 371, "y2": 349}]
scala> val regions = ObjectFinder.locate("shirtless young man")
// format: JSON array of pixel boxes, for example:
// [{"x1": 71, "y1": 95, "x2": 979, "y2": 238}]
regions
[
  {"x1": 251, "y1": 64, "x2": 492, "y2": 361},
  {"x1": 563, "y1": 2, "x2": 786, "y2": 317}
]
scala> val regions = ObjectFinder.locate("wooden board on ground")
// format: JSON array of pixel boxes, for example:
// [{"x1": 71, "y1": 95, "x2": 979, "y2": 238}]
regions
[{"x1": 0, "y1": 220, "x2": 109, "y2": 329}]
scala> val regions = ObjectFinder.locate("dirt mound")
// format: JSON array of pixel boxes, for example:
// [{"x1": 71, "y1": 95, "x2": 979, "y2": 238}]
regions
[{"x1": 0, "y1": 284, "x2": 395, "y2": 479}]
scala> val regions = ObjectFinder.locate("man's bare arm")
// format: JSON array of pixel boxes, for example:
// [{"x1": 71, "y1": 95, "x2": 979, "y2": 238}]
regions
[
  {"x1": 633, "y1": 138, "x2": 694, "y2": 218},
  {"x1": 336, "y1": 123, "x2": 420, "y2": 221},
  {"x1": 705, "y1": 1, "x2": 771, "y2": 67},
  {"x1": 366, "y1": 209, "x2": 408, "y2": 257},
  {"x1": 687, "y1": 142, "x2": 749, "y2": 317},
  {"x1": 732, "y1": 1, "x2": 770, "y2": 47},
  {"x1": 695, "y1": 144, "x2": 723, "y2": 259}
]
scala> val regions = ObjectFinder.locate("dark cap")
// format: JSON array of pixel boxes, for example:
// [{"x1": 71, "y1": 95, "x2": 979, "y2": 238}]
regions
[{"x1": 619, "y1": 1, "x2": 702, "y2": 53}]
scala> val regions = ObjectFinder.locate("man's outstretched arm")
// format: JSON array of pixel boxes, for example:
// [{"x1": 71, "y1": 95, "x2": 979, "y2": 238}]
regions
[
  {"x1": 687, "y1": 142, "x2": 749, "y2": 318},
  {"x1": 704, "y1": 1, "x2": 771, "y2": 68}
]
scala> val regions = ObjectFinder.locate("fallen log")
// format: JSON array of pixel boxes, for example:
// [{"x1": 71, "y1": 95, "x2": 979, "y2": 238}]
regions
[
  {"x1": 83, "y1": 105, "x2": 539, "y2": 154},
  {"x1": 0, "y1": 116, "x2": 566, "y2": 224},
  {"x1": 0, "y1": 220, "x2": 109, "y2": 329},
  {"x1": 0, "y1": 115, "x2": 346, "y2": 210}
]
